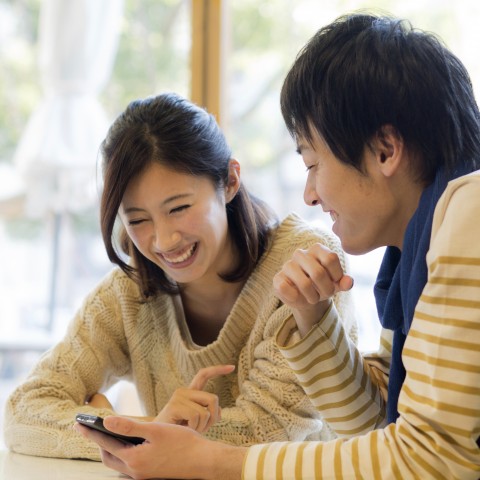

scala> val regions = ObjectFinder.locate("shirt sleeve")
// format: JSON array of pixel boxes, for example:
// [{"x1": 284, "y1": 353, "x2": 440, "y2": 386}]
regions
[
  {"x1": 243, "y1": 174, "x2": 480, "y2": 479},
  {"x1": 276, "y1": 303, "x2": 389, "y2": 437}
]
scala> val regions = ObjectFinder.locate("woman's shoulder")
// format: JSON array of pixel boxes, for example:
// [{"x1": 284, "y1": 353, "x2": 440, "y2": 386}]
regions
[
  {"x1": 261, "y1": 212, "x2": 347, "y2": 271},
  {"x1": 87, "y1": 267, "x2": 143, "y2": 302},
  {"x1": 272, "y1": 212, "x2": 342, "y2": 253}
]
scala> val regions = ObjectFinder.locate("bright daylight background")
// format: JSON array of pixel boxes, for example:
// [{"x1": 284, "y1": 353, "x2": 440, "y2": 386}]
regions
[{"x1": 1, "y1": 0, "x2": 479, "y2": 447}]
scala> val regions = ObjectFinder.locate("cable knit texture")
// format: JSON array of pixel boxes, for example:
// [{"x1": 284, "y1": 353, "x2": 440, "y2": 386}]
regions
[{"x1": 4, "y1": 213, "x2": 357, "y2": 460}]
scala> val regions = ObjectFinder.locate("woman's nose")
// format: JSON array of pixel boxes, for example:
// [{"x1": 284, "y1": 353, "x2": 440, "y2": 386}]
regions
[{"x1": 153, "y1": 226, "x2": 181, "y2": 251}]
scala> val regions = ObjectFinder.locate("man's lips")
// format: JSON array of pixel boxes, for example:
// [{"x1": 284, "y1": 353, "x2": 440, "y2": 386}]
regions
[
  {"x1": 329, "y1": 211, "x2": 338, "y2": 222},
  {"x1": 323, "y1": 207, "x2": 338, "y2": 222}
]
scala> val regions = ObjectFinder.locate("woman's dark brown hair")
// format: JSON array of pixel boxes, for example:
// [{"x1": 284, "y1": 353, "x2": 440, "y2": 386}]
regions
[{"x1": 100, "y1": 92, "x2": 277, "y2": 298}]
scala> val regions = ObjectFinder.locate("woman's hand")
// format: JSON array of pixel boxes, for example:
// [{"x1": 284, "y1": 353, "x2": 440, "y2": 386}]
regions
[
  {"x1": 74, "y1": 415, "x2": 246, "y2": 480},
  {"x1": 273, "y1": 243, "x2": 353, "y2": 336},
  {"x1": 155, "y1": 364, "x2": 235, "y2": 433}
]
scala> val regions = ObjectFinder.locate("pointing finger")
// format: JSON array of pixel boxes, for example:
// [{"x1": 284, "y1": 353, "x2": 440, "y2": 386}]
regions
[{"x1": 188, "y1": 364, "x2": 235, "y2": 390}]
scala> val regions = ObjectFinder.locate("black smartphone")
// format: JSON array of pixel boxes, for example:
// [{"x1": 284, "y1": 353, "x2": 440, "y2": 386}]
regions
[{"x1": 75, "y1": 413, "x2": 145, "y2": 445}]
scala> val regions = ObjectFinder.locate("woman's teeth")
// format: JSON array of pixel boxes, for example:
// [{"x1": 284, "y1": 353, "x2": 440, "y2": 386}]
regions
[
  {"x1": 163, "y1": 244, "x2": 196, "y2": 263},
  {"x1": 330, "y1": 211, "x2": 338, "y2": 222}
]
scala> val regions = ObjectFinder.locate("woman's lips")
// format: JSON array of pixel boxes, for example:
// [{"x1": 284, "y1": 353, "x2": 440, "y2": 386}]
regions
[{"x1": 161, "y1": 243, "x2": 197, "y2": 264}]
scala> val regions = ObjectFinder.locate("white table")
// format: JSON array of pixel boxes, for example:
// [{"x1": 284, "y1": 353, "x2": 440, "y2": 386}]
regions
[{"x1": 0, "y1": 449, "x2": 121, "y2": 479}]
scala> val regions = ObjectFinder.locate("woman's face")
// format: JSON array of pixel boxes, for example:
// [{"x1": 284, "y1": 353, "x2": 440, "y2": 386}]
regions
[
  {"x1": 298, "y1": 130, "x2": 419, "y2": 254},
  {"x1": 119, "y1": 161, "x2": 238, "y2": 286}
]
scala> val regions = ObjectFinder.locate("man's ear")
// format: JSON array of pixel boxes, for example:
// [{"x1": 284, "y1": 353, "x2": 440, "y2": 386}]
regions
[
  {"x1": 226, "y1": 159, "x2": 241, "y2": 202},
  {"x1": 373, "y1": 125, "x2": 404, "y2": 177}
]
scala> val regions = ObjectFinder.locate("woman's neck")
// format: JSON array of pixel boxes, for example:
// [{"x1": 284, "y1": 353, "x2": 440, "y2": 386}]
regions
[{"x1": 180, "y1": 278, "x2": 246, "y2": 346}]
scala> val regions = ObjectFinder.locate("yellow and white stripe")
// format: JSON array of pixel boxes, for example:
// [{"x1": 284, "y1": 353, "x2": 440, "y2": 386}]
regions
[{"x1": 244, "y1": 172, "x2": 480, "y2": 479}]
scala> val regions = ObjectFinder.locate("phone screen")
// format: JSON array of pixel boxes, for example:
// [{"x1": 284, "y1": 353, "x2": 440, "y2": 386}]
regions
[{"x1": 75, "y1": 413, "x2": 145, "y2": 445}]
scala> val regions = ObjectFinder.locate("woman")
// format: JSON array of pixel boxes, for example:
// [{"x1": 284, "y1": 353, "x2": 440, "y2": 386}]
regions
[
  {"x1": 75, "y1": 14, "x2": 480, "y2": 480},
  {"x1": 4, "y1": 92, "x2": 358, "y2": 460}
]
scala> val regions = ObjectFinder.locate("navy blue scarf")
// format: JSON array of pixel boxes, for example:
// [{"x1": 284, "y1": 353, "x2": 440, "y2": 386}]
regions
[{"x1": 373, "y1": 164, "x2": 472, "y2": 423}]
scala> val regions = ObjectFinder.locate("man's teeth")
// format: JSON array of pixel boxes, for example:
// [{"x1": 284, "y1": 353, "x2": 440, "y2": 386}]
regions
[{"x1": 164, "y1": 244, "x2": 196, "y2": 263}]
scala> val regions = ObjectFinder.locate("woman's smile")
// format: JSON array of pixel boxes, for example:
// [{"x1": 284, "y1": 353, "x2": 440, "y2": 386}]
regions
[{"x1": 159, "y1": 242, "x2": 199, "y2": 268}]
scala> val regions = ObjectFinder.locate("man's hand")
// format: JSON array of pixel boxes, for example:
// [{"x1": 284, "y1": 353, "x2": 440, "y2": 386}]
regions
[
  {"x1": 274, "y1": 243, "x2": 353, "y2": 336},
  {"x1": 74, "y1": 416, "x2": 246, "y2": 480}
]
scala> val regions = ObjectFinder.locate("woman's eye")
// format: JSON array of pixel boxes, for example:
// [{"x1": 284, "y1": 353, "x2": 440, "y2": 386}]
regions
[
  {"x1": 128, "y1": 219, "x2": 145, "y2": 226},
  {"x1": 305, "y1": 165, "x2": 314, "y2": 172},
  {"x1": 170, "y1": 205, "x2": 190, "y2": 214}
]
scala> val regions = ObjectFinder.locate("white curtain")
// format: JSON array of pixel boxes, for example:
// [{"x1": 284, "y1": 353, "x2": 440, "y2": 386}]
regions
[{"x1": 14, "y1": 0, "x2": 124, "y2": 217}]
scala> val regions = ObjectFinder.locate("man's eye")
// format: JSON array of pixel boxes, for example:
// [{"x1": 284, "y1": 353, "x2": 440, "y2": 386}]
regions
[
  {"x1": 170, "y1": 205, "x2": 190, "y2": 214},
  {"x1": 305, "y1": 165, "x2": 314, "y2": 172}
]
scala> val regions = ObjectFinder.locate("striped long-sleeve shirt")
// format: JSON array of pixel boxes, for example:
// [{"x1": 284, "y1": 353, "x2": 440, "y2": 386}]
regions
[{"x1": 243, "y1": 171, "x2": 480, "y2": 479}]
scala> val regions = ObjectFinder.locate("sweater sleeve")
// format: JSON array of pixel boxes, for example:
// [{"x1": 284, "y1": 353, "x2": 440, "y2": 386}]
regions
[
  {"x1": 203, "y1": 220, "x2": 360, "y2": 446},
  {"x1": 3, "y1": 270, "x2": 135, "y2": 460},
  {"x1": 243, "y1": 173, "x2": 480, "y2": 479},
  {"x1": 204, "y1": 303, "x2": 342, "y2": 446}
]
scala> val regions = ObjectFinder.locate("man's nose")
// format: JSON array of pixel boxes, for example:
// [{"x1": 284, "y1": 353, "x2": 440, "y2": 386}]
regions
[{"x1": 304, "y1": 180, "x2": 319, "y2": 206}]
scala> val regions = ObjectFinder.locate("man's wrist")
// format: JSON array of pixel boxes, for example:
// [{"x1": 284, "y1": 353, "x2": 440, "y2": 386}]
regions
[
  {"x1": 197, "y1": 440, "x2": 246, "y2": 480},
  {"x1": 294, "y1": 299, "x2": 333, "y2": 337}
]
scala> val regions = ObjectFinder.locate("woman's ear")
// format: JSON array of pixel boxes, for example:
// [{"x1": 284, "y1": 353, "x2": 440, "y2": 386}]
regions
[
  {"x1": 226, "y1": 159, "x2": 241, "y2": 202},
  {"x1": 373, "y1": 125, "x2": 405, "y2": 177}
]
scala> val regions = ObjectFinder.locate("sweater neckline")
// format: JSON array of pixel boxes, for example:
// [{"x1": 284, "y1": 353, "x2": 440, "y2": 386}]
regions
[
  {"x1": 172, "y1": 215, "x2": 302, "y2": 351},
  {"x1": 147, "y1": 213, "x2": 301, "y2": 359}
]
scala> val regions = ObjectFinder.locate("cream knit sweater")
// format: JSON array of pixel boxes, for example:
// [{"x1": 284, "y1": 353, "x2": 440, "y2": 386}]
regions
[{"x1": 4, "y1": 214, "x2": 357, "y2": 460}]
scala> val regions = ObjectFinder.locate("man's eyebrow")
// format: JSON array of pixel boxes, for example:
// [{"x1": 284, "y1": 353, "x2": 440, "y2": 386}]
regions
[
  {"x1": 123, "y1": 193, "x2": 193, "y2": 214},
  {"x1": 296, "y1": 142, "x2": 308, "y2": 154}
]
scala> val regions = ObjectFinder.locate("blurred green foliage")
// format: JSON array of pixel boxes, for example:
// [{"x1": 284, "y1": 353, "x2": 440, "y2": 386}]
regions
[
  {"x1": 0, "y1": 0, "x2": 189, "y2": 167},
  {"x1": 0, "y1": 0, "x2": 41, "y2": 165},
  {"x1": 101, "y1": 0, "x2": 190, "y2": 119}
]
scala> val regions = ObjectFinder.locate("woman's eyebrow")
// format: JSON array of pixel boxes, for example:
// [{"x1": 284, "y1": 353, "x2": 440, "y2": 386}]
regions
[{"x1": 123, "y1": 193, "x2": 193, "y2": 214}]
